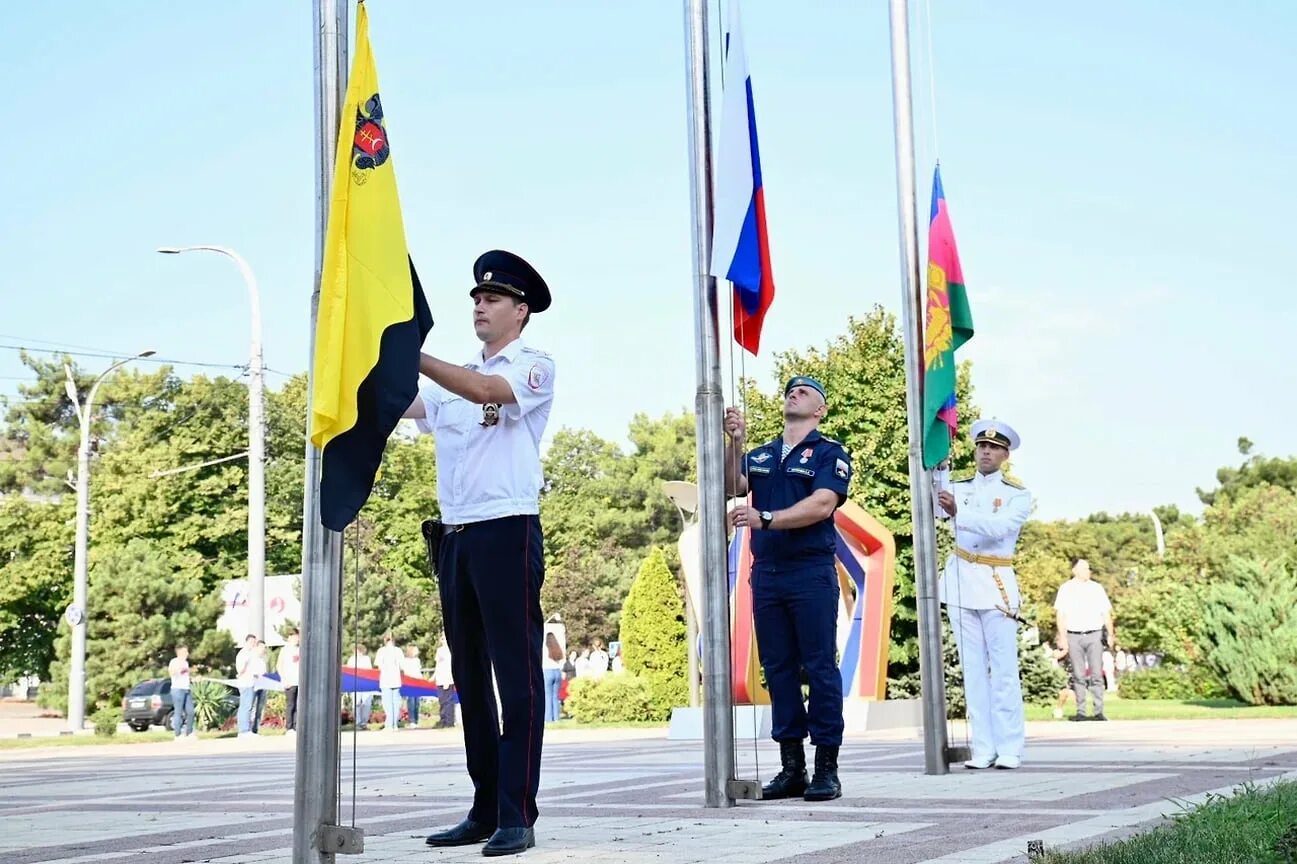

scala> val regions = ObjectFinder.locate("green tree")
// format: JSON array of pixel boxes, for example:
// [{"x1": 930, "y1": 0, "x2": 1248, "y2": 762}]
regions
[
  {"x1": 1200, "y1": 556, "x2": 1297, "y2": 706},
  {"x1": 1197, "y1": 438, "x2": 1297, "y2": 506},
  {"x1": 619, "y1": 547, "x2": 687, "y2": 720},
  {"x1": 538, "y1": 413, "x2": 696, "y2": 648},
  {"x1": 43, "y1": 539, "x2": 231, "y2": 714},
  {"x1": 0, "y1": 353, "x2": 172, "y2": 497},
  {"x1": 0, "y1": 495, "x2": 74, "y2": 680},
  {"x1": 738, "y1": 308, "x2": 978, "y2": 678}
]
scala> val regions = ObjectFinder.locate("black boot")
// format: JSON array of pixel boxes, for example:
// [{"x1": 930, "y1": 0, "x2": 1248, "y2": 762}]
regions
[
  {"x1": 804, "y1": 745, "x2": 842, "y2": 801},
  {"x1": 761, "y1": 740, "x2": 808, "y2": 799}
]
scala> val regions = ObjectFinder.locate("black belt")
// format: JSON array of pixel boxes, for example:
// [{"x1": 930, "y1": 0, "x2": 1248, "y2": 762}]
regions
[{"x1": 1067, "y1": 629, "x2": 1102, "y2": 634}]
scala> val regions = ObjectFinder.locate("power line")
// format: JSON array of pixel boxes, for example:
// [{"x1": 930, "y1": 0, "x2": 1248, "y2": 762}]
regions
[{"x1": 0, "y1": 342, "x2": 247, "y2": 371}]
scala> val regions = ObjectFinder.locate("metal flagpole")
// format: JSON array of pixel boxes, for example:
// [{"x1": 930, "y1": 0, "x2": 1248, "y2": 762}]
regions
[
  {"x1": 294, "y1": 1, "x2": 359, "y2": 860},
  {"x1": 683, "y1": 0, "x2": 737, "y2": 809},
  {"x1": 887, "y1": 0, "x2": 951, "y2": 776}
]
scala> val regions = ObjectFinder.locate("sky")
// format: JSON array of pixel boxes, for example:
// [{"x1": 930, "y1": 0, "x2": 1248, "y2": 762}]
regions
[{"x1": 2, "y1": 1, "x2": 1294, "y2": 522}]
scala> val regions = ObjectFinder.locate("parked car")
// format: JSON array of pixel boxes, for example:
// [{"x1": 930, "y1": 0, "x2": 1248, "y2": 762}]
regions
[{"x1": 121, "y1": 678, "x2": 173, "y2": 732}]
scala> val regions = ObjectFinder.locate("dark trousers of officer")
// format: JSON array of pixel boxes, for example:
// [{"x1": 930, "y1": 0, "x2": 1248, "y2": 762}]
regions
[
  {"x1": 752, "y1": 563, "x2": 844, "y2": 747},
  {"x1": 437, "y1": 515, "x2": 545, "y2": 829}
]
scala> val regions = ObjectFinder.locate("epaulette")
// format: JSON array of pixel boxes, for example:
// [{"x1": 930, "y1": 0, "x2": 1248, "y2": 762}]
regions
[
  {"x1": 951, "y1": 470, "x2": 976, "y2": 483},
  {"x1": 1001, "y1": 476, "x2": 1026, "y2": 490},
  {"x1": 519, "y1": 346, "x2": 552, "y2": 358}
]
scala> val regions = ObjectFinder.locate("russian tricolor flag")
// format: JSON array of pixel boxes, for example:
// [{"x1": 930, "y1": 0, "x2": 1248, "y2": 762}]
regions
[{"x1": 709, "y1": 0, "x2": 774, "y2": 356}]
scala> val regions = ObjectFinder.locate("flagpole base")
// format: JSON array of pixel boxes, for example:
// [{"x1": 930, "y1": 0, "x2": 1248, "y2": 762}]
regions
[{"x1": 316, "y1": 826, "x2": 365, "y2": 856}]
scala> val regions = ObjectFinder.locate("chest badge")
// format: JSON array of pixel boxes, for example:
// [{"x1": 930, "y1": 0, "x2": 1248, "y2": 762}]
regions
[
  {"x1": 800, "y1": 447, "x2": 814, "y2": 464},
  {"x1": 480, "y1": 403, "x2": 500, "y2": 427},
  {"x1": 993, "y1": 497, "x2": 1003, "y2": 512}
]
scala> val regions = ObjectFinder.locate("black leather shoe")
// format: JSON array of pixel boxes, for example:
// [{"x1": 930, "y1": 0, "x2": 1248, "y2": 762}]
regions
[
  {"x1": 425, "y1": 818, "x2": 496, "y2": 847},
  {"x1": 482, "y1": 827, "x2": 535, "y2": 856}
]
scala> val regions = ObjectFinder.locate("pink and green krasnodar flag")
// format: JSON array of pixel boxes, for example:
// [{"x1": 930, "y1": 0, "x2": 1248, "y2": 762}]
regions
[{"x1": 922, "y1": 165, "x2": 974, "y2": 469}]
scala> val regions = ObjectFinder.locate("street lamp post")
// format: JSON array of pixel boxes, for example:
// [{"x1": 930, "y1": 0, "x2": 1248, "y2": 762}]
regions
[
  {"x1": 65, "y1": 349, "x2": 156, "y2": 732},
  {"x1": 157, "y1": 245, "x2": 266, "y2": 641}
]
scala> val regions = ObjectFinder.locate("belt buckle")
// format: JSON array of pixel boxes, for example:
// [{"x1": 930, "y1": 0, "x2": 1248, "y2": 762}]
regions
[{"x1": 442, "y1": 523, "x2": 464, "y2": 536}]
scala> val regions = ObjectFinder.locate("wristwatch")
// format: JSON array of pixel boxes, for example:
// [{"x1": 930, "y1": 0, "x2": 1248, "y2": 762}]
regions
[{"x1": 760, "y1": 510, "x2": 773, "y2": 530}]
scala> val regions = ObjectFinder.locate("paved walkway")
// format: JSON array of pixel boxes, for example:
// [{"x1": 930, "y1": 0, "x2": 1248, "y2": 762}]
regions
[{"x1": 2, "y1": 720, "x2": 1294, "y2": 863}]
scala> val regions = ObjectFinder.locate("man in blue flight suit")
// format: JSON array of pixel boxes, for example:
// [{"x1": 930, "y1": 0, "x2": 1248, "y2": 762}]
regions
[
  {"x1": 404, "y1": 249, "x2": 556, "y2": 856},
  {"x1": 723, "y1": 375, "x2": 852, "y2": 802}
]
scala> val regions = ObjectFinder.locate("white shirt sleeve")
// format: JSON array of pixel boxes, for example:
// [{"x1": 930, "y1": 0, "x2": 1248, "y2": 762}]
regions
[
  {"x1": 414, "y1": 383, "x2": 442, "y2": 434},
  {"x1": 498, "y1": 353, "x2": 555, "y2": 422}
]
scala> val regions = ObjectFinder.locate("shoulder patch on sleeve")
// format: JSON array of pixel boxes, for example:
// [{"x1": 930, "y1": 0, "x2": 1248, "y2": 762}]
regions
[{"x1": 526, "y1": 362, "x2": 551, "y2": 391}]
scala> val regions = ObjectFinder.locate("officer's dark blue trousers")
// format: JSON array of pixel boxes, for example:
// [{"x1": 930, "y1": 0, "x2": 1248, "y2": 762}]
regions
[
  {"x1": 751, "y1": 563, "x2": 844, "y2": 747},
  {"x1": 437, "y1": 515, "x2": 545, "y2": 829}
]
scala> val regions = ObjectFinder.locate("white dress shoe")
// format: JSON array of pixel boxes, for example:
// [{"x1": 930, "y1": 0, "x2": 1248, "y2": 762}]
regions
[
  {"x1": 964, "y1": 756, "x2": 995, "y2": 769},
  {"x1": 994, "y1": 755, "x2": 1021, "y2": 769}
]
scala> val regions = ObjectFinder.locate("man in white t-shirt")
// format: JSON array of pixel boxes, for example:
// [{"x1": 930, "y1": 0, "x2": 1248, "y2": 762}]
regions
[
  {"x1": 168, "y1": 644, "x2": 193, "y2": 738},
  {"x1": 375, "y1": 633, "x2": 406, "y2": 731},
  {"x1": 1054, "y1": 558, "x2": 1116, "y2": 721},
  {"x1": 234, "y1": 634, "x2": 258, "y2": 736}
]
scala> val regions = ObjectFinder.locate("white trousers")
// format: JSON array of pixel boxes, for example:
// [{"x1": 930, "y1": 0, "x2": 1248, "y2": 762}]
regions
[{"x1": 948, "y1": 605, "x2": 1025, "y2": 763}]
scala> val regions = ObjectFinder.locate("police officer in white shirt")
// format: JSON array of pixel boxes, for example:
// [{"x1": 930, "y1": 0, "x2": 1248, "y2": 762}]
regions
[
  {"x1": 404, "y1": 249, "x2": 554, "y2": 858},
  {"x1": 936, "y1": 418, "x2": 1033, "y2": 770},
  {"x1": 1054, "y1": 557, "x2": 1115, "y2": 721}
]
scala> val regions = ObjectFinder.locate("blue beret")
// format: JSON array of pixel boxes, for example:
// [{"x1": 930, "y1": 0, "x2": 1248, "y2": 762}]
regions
[
  {"x1": 784, "y1": 376, "x2": 826, "y2": 401},
  {"x1": 471, "y1": 249, "x2": 551, "y2": 313}
]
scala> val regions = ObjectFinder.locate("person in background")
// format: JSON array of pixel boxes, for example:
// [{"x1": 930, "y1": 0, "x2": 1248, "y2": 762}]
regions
[
  {"x1": 250, "y1": 640, "x2": 269, "y2": 733},
  {"x1": 434, "y1": 635, "x2": 455, "y2": 729},
  {"x1": 1054, "y1": 557, "x2": 1116, "y2": 721},
  {"x1": 588, "y1": 640, "x2": 609, "y2": 680},
  {"x1": 403, "y1": 644, "x2": 424, "y2": 727},
  {"x1": 542, "y1": 633, "x2": 564, "y2": 723},
  {"x1": 375, "y1": 633, "x2": 405, "y2": 731},
  {"x1": 347, "y1": 642, "x2": 373, "y2": 729},
  {"x1": 169, "y1": 644, "x2": 194, "y2": 739},
  {"x1": 235, "y1": 634, "x2": 258, "y2": 737},
  {"x1": 278, "y1": 630, "x2": 301, "y2": 733}
]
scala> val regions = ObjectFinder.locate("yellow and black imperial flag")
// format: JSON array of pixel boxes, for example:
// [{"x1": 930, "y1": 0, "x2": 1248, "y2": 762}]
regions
[{"x1": 310, "y1": 2, "x2": 433, "y2": 532}]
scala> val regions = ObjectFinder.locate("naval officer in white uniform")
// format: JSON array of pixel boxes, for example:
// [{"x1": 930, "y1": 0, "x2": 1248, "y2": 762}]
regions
[{"x1": 936, "y1": 418, "x2": 1033, "y2": 770}]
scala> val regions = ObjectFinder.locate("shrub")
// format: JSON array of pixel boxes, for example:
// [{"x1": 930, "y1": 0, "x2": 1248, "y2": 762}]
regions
[
  {"x1": 564, "y1": 674, "x2": 656, "y2": 723},
  {"x1": 92, "y1": 707, "x2": 120, "y2": 737},
  {"x1": 1188, "y1": 665, "x2": 1230, "y2": 699},
  {"x1": 618, "y1": 548, "x2": 687, "y2": 720},
  {"x1": 1019, "y1": 638, "x2": 1069, "y2": 706},
  {"x1": 1200, "y1": 557, "x2": 1297, "y2": 706},
  {"x1": 191, "y1": 680, "x2": 237, "y2": 731},
  {"x1": 1119, "y1": 666, "x2": 1196, "y2": 700}
]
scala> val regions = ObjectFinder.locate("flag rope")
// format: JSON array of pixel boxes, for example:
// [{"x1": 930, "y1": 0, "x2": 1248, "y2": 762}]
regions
[{"x1": 717, "y1": 0, "x2": 762, "y2": 792}]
